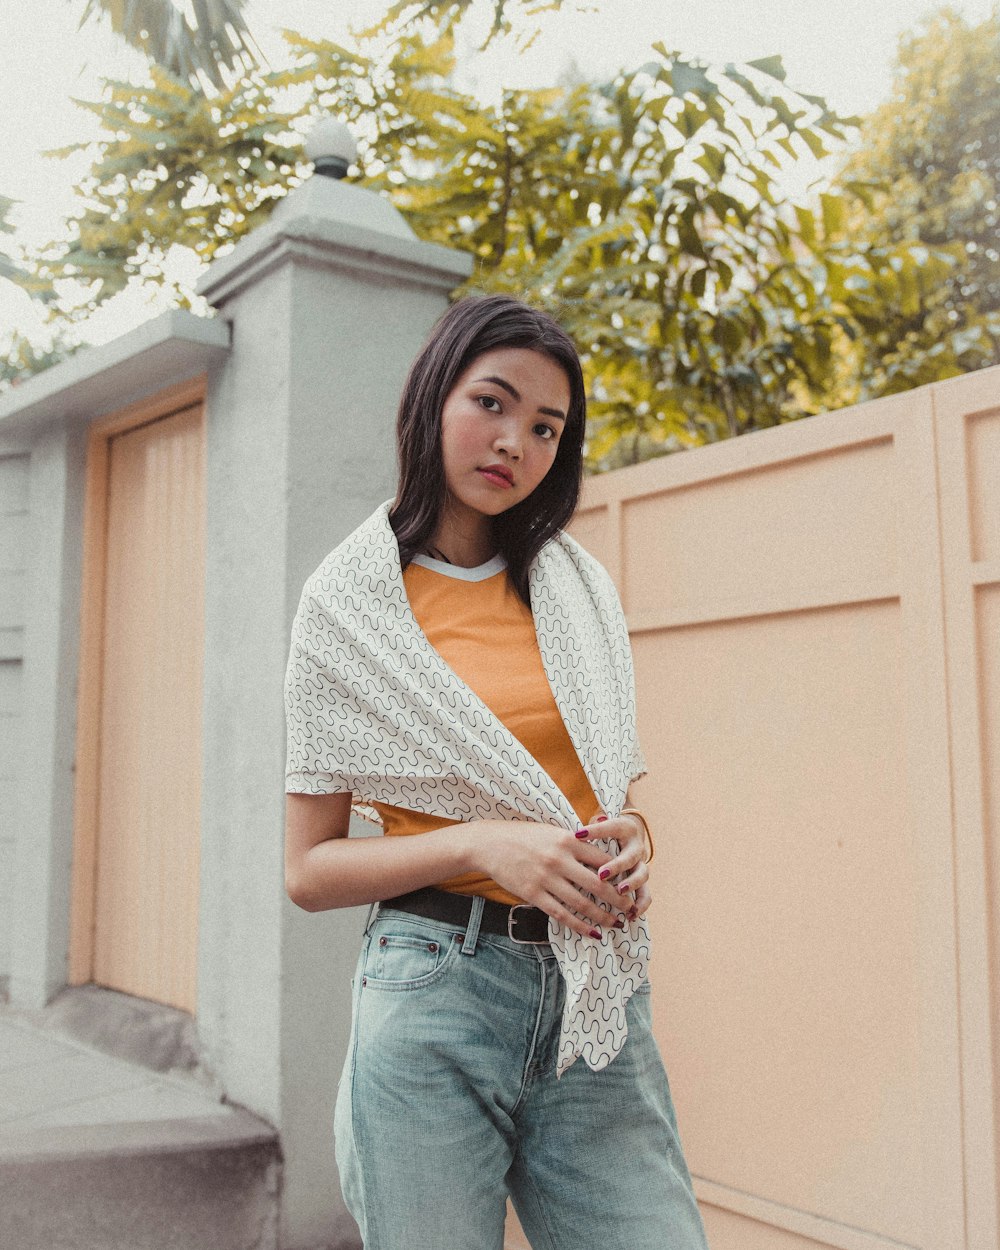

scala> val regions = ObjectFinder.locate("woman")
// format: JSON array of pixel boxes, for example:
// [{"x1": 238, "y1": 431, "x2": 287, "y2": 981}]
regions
[{"x1": 283, "y1": 294, "x2": 708, "y2": 1250}]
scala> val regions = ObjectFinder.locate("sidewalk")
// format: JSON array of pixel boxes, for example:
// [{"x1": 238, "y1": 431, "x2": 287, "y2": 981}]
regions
[
  {"x1": 0, "y1": 1015, "x2": 230, "y2": 1132},
  {"x1": 0, "y1": 985, "x2": 280, "y2": 1250}
]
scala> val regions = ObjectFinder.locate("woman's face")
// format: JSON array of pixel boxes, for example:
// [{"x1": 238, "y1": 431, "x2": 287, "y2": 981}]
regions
[{"x1": 438, "y1": 346, "x2": 571, "y2": 528}]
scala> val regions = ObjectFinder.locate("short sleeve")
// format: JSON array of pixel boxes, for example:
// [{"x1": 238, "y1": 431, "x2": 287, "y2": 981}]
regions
[{"x1": 283, "y1": 582, "x2": 352, "y2": 795}]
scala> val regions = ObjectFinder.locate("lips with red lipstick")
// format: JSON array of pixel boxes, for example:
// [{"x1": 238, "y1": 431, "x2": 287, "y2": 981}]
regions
[{"x1": 477, "y1": 464, "x2": 515, "y2": 488}]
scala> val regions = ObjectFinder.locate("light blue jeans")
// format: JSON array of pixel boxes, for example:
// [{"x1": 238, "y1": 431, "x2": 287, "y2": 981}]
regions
[{"x1": 334, "y1": 897, "x2": 709, "y2": 1250}]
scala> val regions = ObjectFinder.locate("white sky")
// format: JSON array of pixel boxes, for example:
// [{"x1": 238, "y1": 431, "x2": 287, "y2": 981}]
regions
[{"x1": 1, "y1": 0, "x2": 995, "y2": 347}]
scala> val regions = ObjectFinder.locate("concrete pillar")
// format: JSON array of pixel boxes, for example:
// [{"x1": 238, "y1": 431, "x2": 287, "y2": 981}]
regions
[
  {"x1": 195, "y1": 120, "x2": 472, "y2": 1250},
  {"x1": 10, "y1": 420, "x2": 88, "y2": 1007}
]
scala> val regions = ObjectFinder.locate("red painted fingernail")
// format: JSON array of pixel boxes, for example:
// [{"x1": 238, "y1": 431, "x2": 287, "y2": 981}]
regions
[
  {"x1": 617, "y1": 882, "x2": 630, "y2": 894},
  {"x1": 598, "y1": 867, "x2": 610, "y2": 880},
  {"x1": 589, "y1": 927, "x2": 602, "y2": 939},
  {"x1": 614, "y1": 918, "x2": 626, "y2": 929},
  {"x1": 596, "y1": 815, "x2": 609, "y2": 822},
  {"x1": 575, "y1": 828, "x2": 589, "y2": 839}
]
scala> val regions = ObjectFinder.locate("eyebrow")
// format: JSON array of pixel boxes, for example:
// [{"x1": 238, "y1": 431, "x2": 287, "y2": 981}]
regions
[{"x1": 473, "y1": 375, "x2": 567, "y2": 423}]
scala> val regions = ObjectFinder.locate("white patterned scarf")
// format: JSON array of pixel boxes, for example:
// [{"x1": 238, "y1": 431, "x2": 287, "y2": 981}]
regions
[{"x1": 284, "y1": 499, "x2": 650, "y2": 1075}]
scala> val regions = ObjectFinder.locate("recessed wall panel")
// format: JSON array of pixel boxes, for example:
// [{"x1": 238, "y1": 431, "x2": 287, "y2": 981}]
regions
[
  {"x1": 635, "y1": 600, "x2": 920, "y2": 1243},
  {"x1": 0, "y1": 510, "x2": 27, "y2": 572},
  {"x1": 0, "y1": 453, "x2": 29, "y2": 511},
  {"x1": 967, "y1": 408, "x2": 1000, "y2": 563},
  {"x1": 978, "y1": 582, "x2": 1000, "y2": 1204},
  {"x1": 0, "y1": 570, "x2": 25, "y2": 630},
  {"x1": 621, "y1": 441, "x2": 897, "y2": 619},
  {"x1": 568, "y1": 503, "x2": 613, "y2": 569}
]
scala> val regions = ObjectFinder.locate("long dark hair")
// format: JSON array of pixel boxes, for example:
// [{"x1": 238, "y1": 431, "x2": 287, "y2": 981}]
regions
[{"x1": 388, "y1": 294, "x2": 586, "y2": 605}]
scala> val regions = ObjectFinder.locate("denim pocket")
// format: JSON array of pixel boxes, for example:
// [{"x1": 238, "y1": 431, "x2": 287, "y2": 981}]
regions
[{"x1": 362, "y1": 925, "x2": 460, "y2": 991}]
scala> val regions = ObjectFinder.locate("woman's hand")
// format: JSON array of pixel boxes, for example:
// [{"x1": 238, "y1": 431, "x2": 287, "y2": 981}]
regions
[
  {"x1": 474, "y1": 820, "x2": 633, "y2": 939},
  {"x1": 576, "y1": 809, "x2": 651, "y2": 924}
]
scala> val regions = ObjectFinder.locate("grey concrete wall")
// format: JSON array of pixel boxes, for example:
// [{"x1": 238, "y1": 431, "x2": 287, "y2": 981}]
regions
[
  {"x1": 9, "y1": 421, "x2": 89, "y2": 1007},
  {"x1": 0, "y1": 451, "x2": 30, "y2": 987},
  {"x1": 196, "y1": 181, "x2": 471, "y2": 1249}
]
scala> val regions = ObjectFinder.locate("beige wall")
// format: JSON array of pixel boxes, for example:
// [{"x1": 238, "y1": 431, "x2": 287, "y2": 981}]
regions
[{"x1": 569, "y1": 366, "x2": 1000, "y2": 1250}]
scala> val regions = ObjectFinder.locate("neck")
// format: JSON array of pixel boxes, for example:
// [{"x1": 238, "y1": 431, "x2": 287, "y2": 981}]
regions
[
  {"x1": 425, "y1": 538, "x2": 497, "y2": 568},
  {"x1": 428, "y1": 506, "x2": 496, "y2": 568}
]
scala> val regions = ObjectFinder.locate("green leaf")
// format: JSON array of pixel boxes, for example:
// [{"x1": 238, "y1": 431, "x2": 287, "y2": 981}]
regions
[
  {"x1": 722, "y1": 64, "x2": 768, "y2": 108},
  {"x1": 670, "y1": 59, "x2": 717, "y2": 98},
  {"x1": 746, "y1": 56, "x2": 787, "y2": 82},
  {"x1": 843, "y1": 179, "x2": 881, "y2": 212},
  {"x1": 694, "y1": 145, "x2": 726, "y2": 181},
  {"x1": 676, "y1": 205, "x2": 707, "y2": 259},
  {"x1": 714, "y1": 258, "x2": 734, "y2": 291},
  {"x1": 797, "y1": 128, "x2": 828, "y2": 159},
  {"x1": 820, "y1": 193, "x2": 844, "y2": 239}
]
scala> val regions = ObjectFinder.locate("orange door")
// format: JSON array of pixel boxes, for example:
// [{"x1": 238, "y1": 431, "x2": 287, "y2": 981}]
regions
[{"x1": 89, "y1": 402, "x2": 205, "y2": 1011}]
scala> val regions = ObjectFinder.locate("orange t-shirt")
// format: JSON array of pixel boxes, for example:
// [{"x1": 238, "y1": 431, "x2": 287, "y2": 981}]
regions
[{"x1": 371, "y1": 552, "x2": 600, "y2": 905}]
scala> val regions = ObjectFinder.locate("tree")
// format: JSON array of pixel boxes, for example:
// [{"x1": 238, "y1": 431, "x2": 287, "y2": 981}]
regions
[
  {"x1": 74, "y1": 0, "x2": 576, "y2": 90},
  {"x1": 25, "y1": 68, "x2": 304, "y2": 313},
  {"x1": 78, "y1": 0, "x2": 262, "y2": 91},
  {"x1": 0, "y1": 330, "x2": 85, "y2": 393},
  {"x1": 8, "y1": 0, "x2": 571, "y2": 389},
  {"x1": 0, "y1": 195, "x2": 26, "y2": 285},
  {"x1": 835, "y1": 6, "x2": 1000, "y2": 394},
  {"x1": 244, "y1": 28, "x2": 953, "y2": 458},
  {"x1": 25, "y1": 9, "x2": 949, "y2": 466},
  {"x1": 363, "y1": 0, "x2": 570, "y2": 46}
]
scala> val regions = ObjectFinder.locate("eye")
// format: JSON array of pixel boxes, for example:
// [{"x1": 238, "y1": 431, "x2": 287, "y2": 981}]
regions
[
  {"x1": 478, "y1": 395, "x2": 502, "y2": 412},
  {"x1": 534, "y1": 423, "x2": 558, "y2": 440}
]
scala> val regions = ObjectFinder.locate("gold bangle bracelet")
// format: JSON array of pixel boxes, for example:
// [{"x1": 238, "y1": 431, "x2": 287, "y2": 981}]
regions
[{"x1": 621, "y1": 807, "x2": 654, "y2": 864}]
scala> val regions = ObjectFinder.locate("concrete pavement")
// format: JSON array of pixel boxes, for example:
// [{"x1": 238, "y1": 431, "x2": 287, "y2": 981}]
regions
[{"x1": 0, "y1": 985, "x2": 280, "y2": 1250}]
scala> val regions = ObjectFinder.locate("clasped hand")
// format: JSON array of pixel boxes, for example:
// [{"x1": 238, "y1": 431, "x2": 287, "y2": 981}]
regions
[{"x1": 479, "y1": 809, "x2": 652, "y2": 939}]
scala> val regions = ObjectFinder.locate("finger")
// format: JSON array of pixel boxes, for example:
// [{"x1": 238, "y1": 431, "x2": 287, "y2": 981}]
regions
[
  {"x1": 540, "y1": 892, "x2": 611, "y2": 940},
  {"x1": 625, "y1": 883, "x2": 652, "y2": 922},
  {"x1": 611, "y1": 858, "x2": 650, "y2": 896},
  {"x1": 574, "y1": 818, "x2": 613, "y2": 842},
  {"x1": 583, "y1": 816, "x2": 643, "y2": 873},
  {"x1": 563, "y1": 833, "x2": 628, "y2": 907},
  {"x1": 565, "y1": 864, "x2": 631, "y2": 918},
  {"x1": 567, "y1": 832, "x2": 616, "y2": 871},
  {"x1": 596, "y1": 845, "x2": 645, "y2": 882}
]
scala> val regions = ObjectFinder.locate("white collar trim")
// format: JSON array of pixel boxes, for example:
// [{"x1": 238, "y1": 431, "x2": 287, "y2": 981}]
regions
[{"x1": 410, "y1": 552, "x2": 508, "y2": 581}]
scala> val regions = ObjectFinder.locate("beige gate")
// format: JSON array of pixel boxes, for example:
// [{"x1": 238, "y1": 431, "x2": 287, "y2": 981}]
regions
[
  {"x1": 70, "y1": 379, "x2": 206, "y2": 1013},
  {"x1": 569, "y1": 366, "x2": 1000, "y2": 1250}
]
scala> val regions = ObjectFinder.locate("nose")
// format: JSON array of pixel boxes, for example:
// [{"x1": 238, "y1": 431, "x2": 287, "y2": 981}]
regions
[{"x1": 492, "y1": 422, "x2": 522, "y2": 460}]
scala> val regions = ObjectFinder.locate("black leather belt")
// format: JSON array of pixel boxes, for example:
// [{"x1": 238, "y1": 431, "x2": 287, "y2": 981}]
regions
[{"x1": 378, "y1": 886, "x2": 551, "y2": 944}]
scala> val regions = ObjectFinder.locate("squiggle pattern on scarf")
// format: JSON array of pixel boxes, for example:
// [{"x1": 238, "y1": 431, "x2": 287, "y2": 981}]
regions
[{"x1": 284, "y1": 500, "x2": 650, "y2": 1075}]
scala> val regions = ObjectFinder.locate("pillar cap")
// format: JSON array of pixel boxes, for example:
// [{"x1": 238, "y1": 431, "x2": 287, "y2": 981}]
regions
[{"x1": 196, "y1": 114, "x2": 473, "y2": 306}]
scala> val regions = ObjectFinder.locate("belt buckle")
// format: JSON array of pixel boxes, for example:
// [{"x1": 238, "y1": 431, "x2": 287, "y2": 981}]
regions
[{"x1": 508, "y1": 904, "x2": 545, "y2": 944}]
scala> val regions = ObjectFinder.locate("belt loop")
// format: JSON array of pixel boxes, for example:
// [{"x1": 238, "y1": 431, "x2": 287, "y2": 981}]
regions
[
  {"x1": 461, "y1": 895, "x2": 485, "y2": 956},
  {"x1": 363, "y1": 901, "x2": 379, "y2": 937}
]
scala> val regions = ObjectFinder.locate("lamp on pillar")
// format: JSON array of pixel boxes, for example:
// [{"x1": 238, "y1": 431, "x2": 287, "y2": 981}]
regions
[{"x1": 304, "y1": 116, "x2": 358, "y2": 180}]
